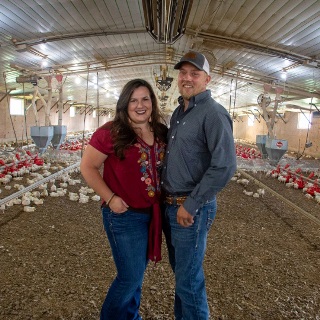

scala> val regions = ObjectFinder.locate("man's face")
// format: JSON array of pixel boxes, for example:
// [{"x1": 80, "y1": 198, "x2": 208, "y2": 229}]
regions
[{"x1": 177, "y1": 62, "x2": 211, "y2": 100}]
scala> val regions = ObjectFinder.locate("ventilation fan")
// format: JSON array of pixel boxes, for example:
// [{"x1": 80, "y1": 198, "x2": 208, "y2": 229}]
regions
[{"x1": 257, "y1": 93, "x2": 271, "y2": 107}]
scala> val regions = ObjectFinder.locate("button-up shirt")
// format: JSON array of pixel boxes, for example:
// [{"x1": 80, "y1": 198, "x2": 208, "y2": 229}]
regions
[{"x1": 161, "y1": 90, "x2": 237, "y2": 216}]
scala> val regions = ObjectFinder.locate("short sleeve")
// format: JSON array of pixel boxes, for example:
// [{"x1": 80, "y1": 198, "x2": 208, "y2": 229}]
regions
[{"x1": 89, "y1": 124, "x2": 114, "y2": 155}]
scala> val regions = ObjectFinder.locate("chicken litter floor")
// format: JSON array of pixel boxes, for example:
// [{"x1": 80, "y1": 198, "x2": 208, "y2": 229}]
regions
[{"x1": 0, "y1": 169, "x2": 320, "y2": 320}]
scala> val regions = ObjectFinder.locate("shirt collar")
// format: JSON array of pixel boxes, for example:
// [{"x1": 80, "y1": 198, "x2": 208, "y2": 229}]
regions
[{"x1": 178, "y1": 90, "x2": 211, "y2": 111}]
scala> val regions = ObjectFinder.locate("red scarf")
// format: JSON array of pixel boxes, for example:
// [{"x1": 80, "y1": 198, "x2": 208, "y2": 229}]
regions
[{"x1": 148, "y1": 203, "x2": 162, "y2": 263}]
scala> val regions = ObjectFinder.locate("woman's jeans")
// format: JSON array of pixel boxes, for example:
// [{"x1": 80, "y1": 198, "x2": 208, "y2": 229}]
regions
[
  {"x1": 100, "y1": 207, "x2": 150, "y2": 320},
  {"x1": 162, "y1": 198, "x2": 217, "y2": 320}
]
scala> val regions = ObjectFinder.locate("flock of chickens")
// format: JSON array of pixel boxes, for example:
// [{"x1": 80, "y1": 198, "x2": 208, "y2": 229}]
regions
[
  {"x1": 0, "y1": 144, "x2": 100, "y2": 212},
  {"x1": 235, "y1": 144, "x2": 320, "y2": 204},
  {"x1": 0, "y1": 141, "x2": 319, "y2": 213}
]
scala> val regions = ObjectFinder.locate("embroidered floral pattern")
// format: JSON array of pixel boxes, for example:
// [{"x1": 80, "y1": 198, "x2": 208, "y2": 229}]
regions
[{"x1": 135, "y1": 140, "x2": 166, "y2": 198}]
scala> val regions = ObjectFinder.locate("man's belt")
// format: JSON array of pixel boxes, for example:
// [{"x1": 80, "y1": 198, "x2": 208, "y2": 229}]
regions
[{"x1": 165, "y1": 195, "x2": 188, "y2": 206}]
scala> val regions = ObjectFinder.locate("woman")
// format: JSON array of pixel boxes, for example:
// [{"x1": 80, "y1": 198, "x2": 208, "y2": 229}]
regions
[{"x1": 80, "y1": 79, "x2": 167, "y2": 319}]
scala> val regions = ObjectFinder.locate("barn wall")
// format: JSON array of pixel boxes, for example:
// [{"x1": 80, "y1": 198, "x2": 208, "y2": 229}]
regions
[
  {"x1": 0, "y1": 95, "x2": 111, "y2": 144},
  {"x1": 1, "y1": 93, "x2": 319, "y2": 158},
  {"x1": 233, "y1": 112, "x2": 320, "y2": 158}
]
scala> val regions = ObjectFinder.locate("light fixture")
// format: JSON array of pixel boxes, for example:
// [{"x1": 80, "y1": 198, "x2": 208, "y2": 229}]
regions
[
  {"x1": 281, "y1": 70, "x2": 287, "y2": 80},
  {"x1": 41, "y1": 58, "x2": 48, "y2": 68},
  {"x1": 154, "y1": 65, "x2": 173, "y2": 91},
  {"x1": 75, "y1": 76, "x2": 81, "y2": 85},
  {"x1": 142, "y1": 0, "x2": 193, "y2": 44}
]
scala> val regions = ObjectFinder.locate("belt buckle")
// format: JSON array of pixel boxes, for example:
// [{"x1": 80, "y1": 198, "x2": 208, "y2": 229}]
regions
[
  {"x1": 167, "y1": 195, "x2": 185, "y2": 206},
  {"x1": 172, "y1": 197, "x2": 177, "y2": 206}
]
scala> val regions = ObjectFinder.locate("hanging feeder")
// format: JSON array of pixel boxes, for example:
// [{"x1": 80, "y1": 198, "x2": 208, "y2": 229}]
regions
[{"x1": 30, "y1": 125, "x2": 54, "y2": 154}]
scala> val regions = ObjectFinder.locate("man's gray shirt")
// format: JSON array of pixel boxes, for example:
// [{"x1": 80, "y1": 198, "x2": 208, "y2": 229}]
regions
[{"x1": 161, "y1": 90, "x2": 237, "y2": 216}]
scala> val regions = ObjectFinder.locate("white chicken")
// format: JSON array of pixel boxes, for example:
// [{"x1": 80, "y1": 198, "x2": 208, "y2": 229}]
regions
[
  {"x1": 21, "y1": 198, "x2": 31, "y2": 206},
  {"x1": 13, "y1": 198, "x2": 22, "y2": 205},
  {"x1": 91, "y1": 195, "x2": 100, "y2": 201},
  {"x1": 33, "y1": 198, "x2": 44, "y2": 205},
  {"x1": 79, "y1": 193, "x2": 89, "y2": 203},
  {"x1": 6, "y1": 200, "x2": 14, "y2": 207},
  {"x1": 243, "y1": 190, "x2": 253, "y2": 196},
  {"x1": 237, "y1": 178, "x2": 250, "y2": 186},
  {"x1": 24, "y1": 206, "x2": 36, "y2": 212},
  {"x1": 41, "y1": 189, "x2": 49, "y2": 197}
]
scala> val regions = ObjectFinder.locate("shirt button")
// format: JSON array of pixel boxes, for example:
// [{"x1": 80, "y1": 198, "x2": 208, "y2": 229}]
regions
[
  {"x1": 195, "y1": 104, "x2": 197, "y2": 107},
  {"x1": 171, "y1": 136, "x2": 174, "y2": 139},
  {"x1": 177, "y1": 121, "x2": 179, "y2": 123},
  {"x1": 161, "y1": 181, "x2": 163, "y2": 185},
  {"x1": 167, "y1": 151, "x2": 169, "y2": 153},
  {"x1": 196, "y1": 209, "x2": 198, "y2": 212}
]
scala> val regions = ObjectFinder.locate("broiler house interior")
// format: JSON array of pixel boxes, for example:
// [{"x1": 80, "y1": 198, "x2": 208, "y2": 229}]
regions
[{"x1": 0, "y1": 1, "x2": 320, "y2": 319}]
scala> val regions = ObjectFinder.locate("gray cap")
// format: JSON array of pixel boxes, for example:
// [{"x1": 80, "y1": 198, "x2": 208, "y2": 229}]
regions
[{"x1": 174, "y1": 51, "x2": 210, "y2": 74}]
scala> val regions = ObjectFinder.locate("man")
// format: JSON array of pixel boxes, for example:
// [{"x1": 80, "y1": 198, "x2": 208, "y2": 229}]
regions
[{"x1": 161, "y1": 51, "x2": 237, "y2": 319}]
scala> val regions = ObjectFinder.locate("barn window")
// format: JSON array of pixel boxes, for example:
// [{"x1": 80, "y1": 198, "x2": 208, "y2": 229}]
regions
[
  {"x1": 70, "y1": 106, "x2": 76, "y2": 117},
  {"x1": 297, "y1": 112, "x2": 312, "y2": 129},
  {"x1": 10, "y1": 98, "x2": 24, "y2": 115},
  {"x1": 248, "y1": 115, "x2": 254, "y2": 126}
]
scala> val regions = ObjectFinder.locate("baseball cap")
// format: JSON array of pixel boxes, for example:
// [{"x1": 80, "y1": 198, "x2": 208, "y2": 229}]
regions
[{"x1": 174, "y1": 51, "x2": 210, "y2": 74}]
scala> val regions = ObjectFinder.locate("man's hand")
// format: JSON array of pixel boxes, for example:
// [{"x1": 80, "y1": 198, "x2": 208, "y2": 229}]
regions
[{"x1": 177, "y1": 205, "x2": 194, "y2": 227}]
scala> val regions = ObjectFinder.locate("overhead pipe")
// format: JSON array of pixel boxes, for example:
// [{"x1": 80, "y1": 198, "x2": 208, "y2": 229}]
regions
[
  {"x1": 185, "y1": 29, "x2": 320, "y2": 66},
  {"x1": 13, "y1": 28, "x2": 146, "y2": 46}
]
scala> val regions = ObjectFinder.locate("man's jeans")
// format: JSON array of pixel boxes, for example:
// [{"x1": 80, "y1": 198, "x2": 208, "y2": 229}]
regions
[
  {"x1": 162, "y1": 198, "x2": 217, "y2": 320},
  {"x1": 100, "y1": 207, "x2": 150, "y2": 320}
]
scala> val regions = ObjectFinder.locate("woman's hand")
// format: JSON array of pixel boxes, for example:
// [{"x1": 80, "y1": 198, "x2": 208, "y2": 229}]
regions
[{"x1": 109, "y1": 195, "x2": 129, "y2": 214}]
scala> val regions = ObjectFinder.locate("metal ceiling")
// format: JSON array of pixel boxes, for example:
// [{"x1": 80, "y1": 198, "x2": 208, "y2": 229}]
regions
[{"x1": 0, "y1": 0, "x2": 319, "y2": 118}]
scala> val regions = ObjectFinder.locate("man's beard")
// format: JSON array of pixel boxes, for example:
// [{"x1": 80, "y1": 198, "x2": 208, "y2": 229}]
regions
[
  {"x1": 179, "y1": 87, "x2": 193, "y2": 101},
  {"x1": 180, "y1": 93, "x2": 192, "y2": 100}
]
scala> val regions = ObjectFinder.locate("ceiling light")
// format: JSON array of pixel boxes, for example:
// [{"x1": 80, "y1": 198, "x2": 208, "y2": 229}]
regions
[
  {"x1": 41, "y1": 58, "x2": 48, "y2": 68},
  {"x1": 281, "y1": 70, "x2": 287, "y2": 80},
  {"x1": 154, "y1": 65, "x2": 173, "y2": 91}
]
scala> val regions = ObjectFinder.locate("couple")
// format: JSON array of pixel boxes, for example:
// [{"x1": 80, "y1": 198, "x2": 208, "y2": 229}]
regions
[{"x1": 80, "y1": 51, "x2": 237, "y2": 320}]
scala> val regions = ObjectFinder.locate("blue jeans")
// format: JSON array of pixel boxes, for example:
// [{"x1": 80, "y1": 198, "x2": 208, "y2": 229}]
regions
[
  {"x1": 100, "y1": 207, "x2": 150, "y2": 320},
  {"x1": 162, "y1": 198, "x2": 217, "y2": 320}
]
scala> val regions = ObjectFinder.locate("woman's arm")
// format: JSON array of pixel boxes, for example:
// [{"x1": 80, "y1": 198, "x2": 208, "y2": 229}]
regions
[
  {"x1": 80, "y1": 144, "x2": 128, "y2": 212},
  {"x1": 80, "y1": 144, "x2": 112, "y2": 202}
]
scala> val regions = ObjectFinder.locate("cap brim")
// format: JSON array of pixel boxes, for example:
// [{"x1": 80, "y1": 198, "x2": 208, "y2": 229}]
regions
[{"x1": 174, "y1": 60, "x2": 204, "y2": 71}]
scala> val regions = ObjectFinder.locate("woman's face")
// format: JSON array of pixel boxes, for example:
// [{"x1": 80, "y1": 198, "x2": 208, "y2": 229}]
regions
[{"x1": 127, "y1": 86, "x2": 153, "y2": 125}]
